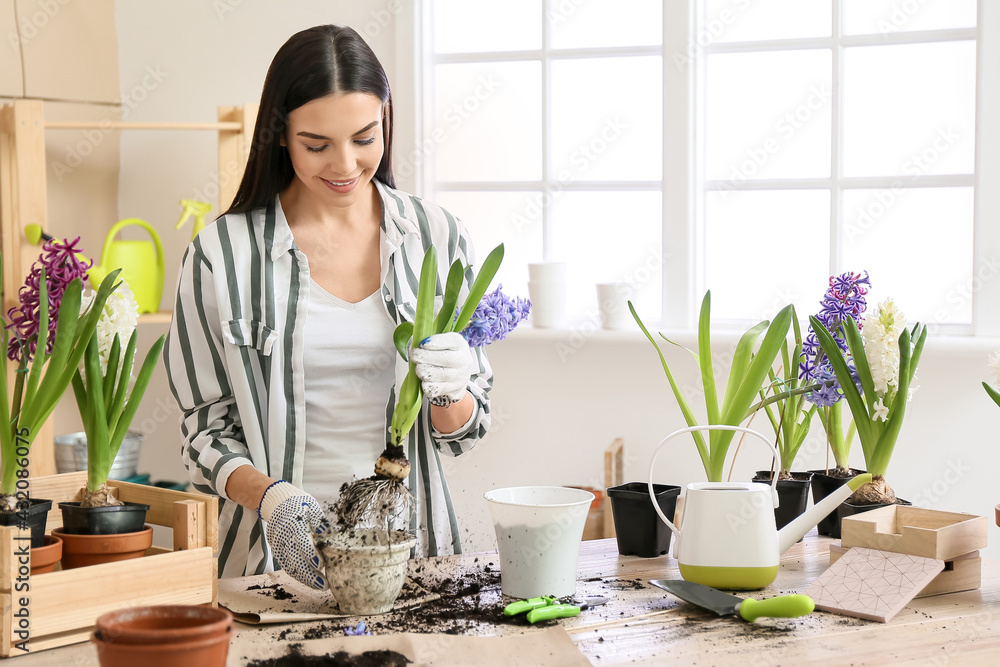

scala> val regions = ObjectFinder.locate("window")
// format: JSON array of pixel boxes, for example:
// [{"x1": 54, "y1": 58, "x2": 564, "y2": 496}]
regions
[{"x1": 420, "y1": 1, "x2": 997, "y2": 334}]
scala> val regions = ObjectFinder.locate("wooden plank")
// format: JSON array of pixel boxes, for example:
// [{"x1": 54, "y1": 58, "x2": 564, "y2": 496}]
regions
[
  {"x1": 45, "y1": 121, "x2": 242, "y2": 131},
  {"x1": 27, "y1": 547, "x2": 214, "y2": 637},
  {"x1": 217, "y1": 103, "x2": 257, "y2": 212},
  {"x1": 110, "y1": 481, "x2": 217, "y2": 546},
  {"x1": 603, "y1": 439, "x2": 623, "y2": 539},
  {"x1": 173, "y1": 499, "x2": 205, "y2": 550},
  {"x1": 0, "y1": 594, "x2": 10, "y2": 657}
]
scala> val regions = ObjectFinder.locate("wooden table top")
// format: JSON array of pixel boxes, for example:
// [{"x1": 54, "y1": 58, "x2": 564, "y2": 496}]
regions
[{"x1": 12, "y1": 531, "x2": 1000, "y2": 665}]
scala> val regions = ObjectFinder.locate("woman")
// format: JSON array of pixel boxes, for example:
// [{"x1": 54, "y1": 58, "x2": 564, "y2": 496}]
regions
[{"x1": 165, "y1": 25, "x2": 493, "y2": 590}]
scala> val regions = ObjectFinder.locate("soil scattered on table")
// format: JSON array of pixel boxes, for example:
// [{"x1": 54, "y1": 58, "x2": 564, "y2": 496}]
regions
[
  {"x1": 246, "y1": 583, "x2": 297, "y2": 602},
  {"x1": 246, "y1": 642, "x2": 411, "y2": 666}
]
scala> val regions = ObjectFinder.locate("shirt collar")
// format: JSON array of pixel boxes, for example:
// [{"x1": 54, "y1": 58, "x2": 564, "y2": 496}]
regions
[{"x1": 269, "y1": 180, "x2": 417, "y2": 261}]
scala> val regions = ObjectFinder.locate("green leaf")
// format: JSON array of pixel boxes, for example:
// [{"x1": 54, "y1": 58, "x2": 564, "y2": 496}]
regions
[
  {"x1": 82, "y1": 334, "x2": 110, "y2": 492},
  {"x1": 103, "y1": 334, "x2": 122, "y2": 414},
  {"x1": 841, "y1": 317, "x2": 877, "y2": 412},
  {"x1": 697, "y1": 292, "x2": 720, "y2": 429},
  {"x1": 629, "y1": 301, "x2": 710, "y2": 472},
  {"x1": 809, "y1": 315, "x2": 874, "y2": 451},
  {"x1": 412, "y1": 247, "x2": 438, "y2": 345},
  {"x1": 107, "y1": 331, "x2": 138, "y2": 435},
  {"x1": 453, "y1": 244, "x2": 504, "y2": 333},
  {"x1": 984, "y1": 381, "x2": 1000, "y2": 408},
  {"x1": 108, "y1": 335, "x2": 165, "y2": 467},
  {"x1": 435, "y1": 259, "x2": 465, "y2": 333},
  {"x1": 393, "y1": 322, "x2": 414, "y2": 362},
  {"x1": 723, "y1": 319, "x2": 769, "y2": 417}
]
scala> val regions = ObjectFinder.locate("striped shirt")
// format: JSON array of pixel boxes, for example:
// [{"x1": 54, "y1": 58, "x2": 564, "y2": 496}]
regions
[{"x1": 164, "y1": 179, "x2": 493, "y2": 578}]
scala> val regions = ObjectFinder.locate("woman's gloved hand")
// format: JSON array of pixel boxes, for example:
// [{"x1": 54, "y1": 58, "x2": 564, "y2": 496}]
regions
[
  {"x1": 258, "y1": 480, "x2": 330, "y2": 590},
  {"x1": 410, "y1": 332, "x2": 474, "y2": 406}
]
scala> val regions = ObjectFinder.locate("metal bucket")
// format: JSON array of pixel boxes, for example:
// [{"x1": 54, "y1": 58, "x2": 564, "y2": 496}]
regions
[{"x1": 53, "y1": 431, "x2": 143, "y2": 479}]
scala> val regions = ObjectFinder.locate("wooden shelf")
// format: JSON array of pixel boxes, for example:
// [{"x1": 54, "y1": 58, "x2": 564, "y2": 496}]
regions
[{"x1": 138, "y1": 310, "x2": 172, "y2": 325}]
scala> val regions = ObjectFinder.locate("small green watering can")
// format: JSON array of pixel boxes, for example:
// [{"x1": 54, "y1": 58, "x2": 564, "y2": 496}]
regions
[{"x1": 89, "y1": 218, "x2": 165, "y2": 314}]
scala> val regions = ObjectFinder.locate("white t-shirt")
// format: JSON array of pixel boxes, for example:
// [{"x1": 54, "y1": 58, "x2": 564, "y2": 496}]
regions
[{"x1": 300, "y1": 279, "x2": 397, "y2": 506}]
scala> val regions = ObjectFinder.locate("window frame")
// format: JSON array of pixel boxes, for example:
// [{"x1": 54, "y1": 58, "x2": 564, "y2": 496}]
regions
[{"x1": 414, "y1": 0, "x2": 999, "y2": 336}]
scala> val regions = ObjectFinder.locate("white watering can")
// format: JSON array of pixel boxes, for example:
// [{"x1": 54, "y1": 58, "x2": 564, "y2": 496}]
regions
[{"x1": 648, "y1": 425, "x2": 871, "y2": 591}]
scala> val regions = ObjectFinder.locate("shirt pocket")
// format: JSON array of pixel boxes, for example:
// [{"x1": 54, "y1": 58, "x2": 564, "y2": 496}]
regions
[{"x1": 222, "y1": 319, "x2": 278, "y2": 356}]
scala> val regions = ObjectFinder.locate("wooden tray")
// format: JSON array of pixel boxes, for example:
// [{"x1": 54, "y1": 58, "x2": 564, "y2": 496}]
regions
[
  {"x1": 829, "y1": 542, "x2": 981, "y2": 598},
  {"x1": 0, "y1": 472, "x2": 217, "y2": 656},
  {"x1": 840, "y1": 505, "x2": 987, "y2": 561}
]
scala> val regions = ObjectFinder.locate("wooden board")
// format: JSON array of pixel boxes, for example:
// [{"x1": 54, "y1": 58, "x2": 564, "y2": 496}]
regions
[
  {"x1": 841, "y1": 505, "x2": 988, "y2": 561},
  {"x1": 805, "y1": 546, "x2": 944, "y2": 622}
]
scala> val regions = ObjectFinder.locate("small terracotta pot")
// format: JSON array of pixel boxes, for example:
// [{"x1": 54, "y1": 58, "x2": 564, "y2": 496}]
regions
[
  {"x1": 93, "y1": 605, "x2": 233, "y2": 667},
  {"x1": 30, "y1": 535, "x2": 62, "y2": 574},
  {"x1": 51, "y1": 526, "x2": 152, "y2": 569}
]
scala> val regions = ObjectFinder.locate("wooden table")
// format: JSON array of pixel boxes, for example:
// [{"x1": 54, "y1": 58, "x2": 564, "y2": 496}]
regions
[{"x1": 10, "y1": 531, "x2": 1000, "y2": 665}]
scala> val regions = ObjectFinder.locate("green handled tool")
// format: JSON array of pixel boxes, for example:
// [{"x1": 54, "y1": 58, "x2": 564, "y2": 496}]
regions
[
  {"x1": 503, "y1": 596, "x2": 609, "y2": 624},
  {"x1": 649, "y1": 579, "x2": 814, "y2": 622}
]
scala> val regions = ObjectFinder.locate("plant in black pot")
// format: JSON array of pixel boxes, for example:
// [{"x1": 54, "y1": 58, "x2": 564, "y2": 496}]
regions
[
  {"x1": 55, "y1": 280, "x2": 165, "y2": 568},
  {"x1": 749, "y1": 307, "x2": 817, "y2": 531},
  {"x1": 810, "y1": 296, "x2": 927, "y2": 533},
  {"x1": 0, "y1": 241, "x2": 120, "y2": 548},
  {"x1": 624, "y1": 292, "x2": 797, "y2": 557},
  {"x1": 799, "y1": 271, "x2": 872, "y2": 536}
]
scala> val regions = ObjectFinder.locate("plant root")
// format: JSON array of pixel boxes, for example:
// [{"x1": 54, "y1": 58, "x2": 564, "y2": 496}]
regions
[
  {"x1": 333, "y1": 477, "x2": 415, "y2": 531},
  {"x1": 848, "y1": 475, "x2": 897, "y2": 505},
  {"x1": 80, "y1": 484, "x2": 124, "y2": 508}
]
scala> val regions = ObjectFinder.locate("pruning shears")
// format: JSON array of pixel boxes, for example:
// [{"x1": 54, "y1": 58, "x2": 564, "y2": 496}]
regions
[{"x1": 503, "y1": 595, "x2": 609, "y2": 623}]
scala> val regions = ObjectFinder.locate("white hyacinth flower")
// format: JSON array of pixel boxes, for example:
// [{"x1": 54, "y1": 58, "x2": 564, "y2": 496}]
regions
[
  {"x1": 989, "y1": 350, "x2": 1000, "y2": 388},
  {"x1": 872, "y1": 397, "x2": 889, "y2": 422},
  {"x1": 862, "y1": 298, "x2": 905, "y2": 397},
  {"x1": 80, "y1": 282, "x2": 139, "y2": 377}
]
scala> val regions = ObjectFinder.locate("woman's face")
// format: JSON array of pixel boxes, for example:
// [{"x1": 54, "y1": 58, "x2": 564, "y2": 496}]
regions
[{"x1": 282, "y1": 92, "x2": 385, "y2": 209}]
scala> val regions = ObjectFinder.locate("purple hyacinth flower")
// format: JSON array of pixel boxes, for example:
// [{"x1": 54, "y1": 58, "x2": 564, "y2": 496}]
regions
[
  {"x1": 800, "y1": 271, "x2": 870, "y2": 406},
  {"x1": 460, "y1": 285, "x2": 531, "y2": 348},
  {"x1": 6, "y1": 237, "x2": 92, "y2": 362}
]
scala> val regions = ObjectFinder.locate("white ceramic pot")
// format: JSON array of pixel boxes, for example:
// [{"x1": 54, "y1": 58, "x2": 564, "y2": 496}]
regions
[
  {"x1": 484, "y1": 486, "x2": 593, "y2": 599},
  {"x1": 320, "y1": 529, "x2": 416, "y2": 615}
]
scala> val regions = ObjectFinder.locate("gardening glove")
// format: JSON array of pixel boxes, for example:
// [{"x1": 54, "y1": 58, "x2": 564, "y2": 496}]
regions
[
  {"x1": 410, "y1": 332, "x2": 475, "y2": 407},
  {"x1": 258, "y1": 481, "x2": 330, "y2": 590}
]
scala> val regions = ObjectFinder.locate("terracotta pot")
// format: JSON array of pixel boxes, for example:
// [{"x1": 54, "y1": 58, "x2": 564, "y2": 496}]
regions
[
  {"x1": 93, "y1": 605, "x2": 233, "y2": 667},
  {"x1": 30, "y1": 535, "x2": 62, "y2": 574},
  {"x1": 51, "y1": 526, "x2": 152, "y2": 569}
]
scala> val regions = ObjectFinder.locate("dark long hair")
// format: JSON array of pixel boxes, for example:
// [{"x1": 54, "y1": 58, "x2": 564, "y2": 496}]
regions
[{"x1": 224, "y1": 25, "x2": 395, "y2": 215}]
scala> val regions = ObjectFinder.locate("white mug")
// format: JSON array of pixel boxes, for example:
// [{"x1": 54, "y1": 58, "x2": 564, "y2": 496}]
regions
[
  {"x1": 596, "y1": 282, "x2": 637, "y2": 330},
  {"x1": 527, "y1": 262, "x2": 568, "y2": 284},
  {"x1": 528, "y1": 280, "x2": 567, "y2": 328}
]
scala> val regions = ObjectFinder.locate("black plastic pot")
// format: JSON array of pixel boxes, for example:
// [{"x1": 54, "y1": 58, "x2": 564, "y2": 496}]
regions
[
  {"x1": 809, "y1": 468, "x2": 866, "y2": 538},
  {"x1": 837, "y1": 497, "x2": 912, "y2": 536},
  {"x1": 58, "y1": 501, "x2": 150, "y2": 535},
  {"x1": 0, "y1": 498, "x2": 52, "y2": 548},
  {"x1": 751, "y1": 471, "x2": 813, "y2": 532},
  {"x1": 606, "y1": 482, "x2": 681, "y2": 558}
]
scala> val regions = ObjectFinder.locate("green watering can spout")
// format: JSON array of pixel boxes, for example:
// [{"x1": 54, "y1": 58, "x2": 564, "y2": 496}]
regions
[{"x1": 90, "y1": 218, "x2": 166, "y2": 314}]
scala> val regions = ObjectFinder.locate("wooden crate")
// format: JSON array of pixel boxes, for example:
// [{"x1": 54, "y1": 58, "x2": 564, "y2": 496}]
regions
[
  {"x1": 840, "y1": 505, "x2": 988, "y2": 561},
  {"x1": 0, "y1": 472, "x2": 218, "y2": 656},
  {"x1": 829, "y1": 542, "x2": 981, "y2": 598}
]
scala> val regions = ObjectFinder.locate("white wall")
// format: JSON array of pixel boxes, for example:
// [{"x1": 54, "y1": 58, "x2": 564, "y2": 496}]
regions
[{"x1": 109, "y1": 2, "x2": 1000, "y2": 561}]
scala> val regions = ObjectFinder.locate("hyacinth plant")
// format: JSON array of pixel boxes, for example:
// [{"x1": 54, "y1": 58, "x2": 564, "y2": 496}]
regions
[
  {"x1": 810, "y1": 298, "x2": 927, "y2": 505},
  {"x1": 753, "y1": 307, "x2": 817, "y2": 480},
  {"x1": 0, "y1": 239, "x2": 121, "y2": 508},
  {"x1": 71, "y1": 281, "x2": 166, "y2": 507},
  {"x1": 335, "y1": 243, "x2": 529, "y2": 529},
  {"x1": 630, "y1": 291, "x2": 806, "y2": 483},
  {"x1": 799, "y1": 271, "x2": 871, "y2": 477},
  {"x1": 983, "y1": 350, "x2": 1000, "y2": 408}
]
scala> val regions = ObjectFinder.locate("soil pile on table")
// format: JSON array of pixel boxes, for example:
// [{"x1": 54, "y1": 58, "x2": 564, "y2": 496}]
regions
[{"x1": 246, "y1": 643, "x2": 411, "y2": 666}]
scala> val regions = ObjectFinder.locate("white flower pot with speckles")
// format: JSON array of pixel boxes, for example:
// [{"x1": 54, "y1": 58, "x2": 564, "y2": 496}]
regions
[{"x1": 320, "y1": 529, "x2": 415, "y2": 615}]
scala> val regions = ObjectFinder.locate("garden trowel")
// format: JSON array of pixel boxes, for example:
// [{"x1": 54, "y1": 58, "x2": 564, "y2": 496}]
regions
[{"x1": 649, "y1": 579, "x2": 814, "y2": 622}]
